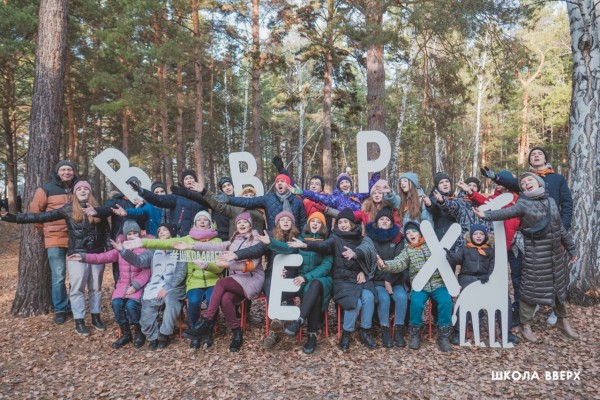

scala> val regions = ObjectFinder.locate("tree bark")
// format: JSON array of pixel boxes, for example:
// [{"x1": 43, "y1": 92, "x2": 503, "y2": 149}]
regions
[
  {"x1": 566, "y1": 0, "x2": 600, "y2": 305},
  {"x1": 192, "y1": 0, "x2": 205, "y2": 183},
  {"x1": 365, "y1": 0, "x2": 385, "y2": 133},
  {"x1": 121, "y1": 108, "x2": 129, "y2": 156},
  {"x1": 2, "y1": 59, "x2": 17, "y2": 212},
  {"x1": 251, "y1": 0, "x2": 263, "y2": 181},
  {"x1": 322, "y1": 50, "x2": 334, "y2": 193},
  {"x1": 11, "y1": 0, "x2": 69, "y2": 317},
  {"x1": 517, "y1": 48, "x2": 545, "y2": 166},
  {"x1": 175, "y1": 64, "x2": 185, "y2": 177}
]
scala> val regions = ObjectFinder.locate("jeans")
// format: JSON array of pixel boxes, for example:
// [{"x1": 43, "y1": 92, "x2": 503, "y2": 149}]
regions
[
  {"x1": 47, "y1": 247, "x2": 69, "y2": 314},
  {"x1": 187, "y1": 286, "x2": 215, "y2": 325},
  {"x1": 409, "y1": 287, "x2": 452, "y2": 327},
  {"x1": 67, "y1": 260, "x2": 104, "y2": 319},
  {"x1": 343, "y1": 289, "x2": 375, "y2": 331},
  {"x1": 374, "y1": 285, "x2": 408, "y2": 327},
  {"x1": 112, "y1": 298, "x2": 142, "y2": 325},
  {"x1": 508, "y1": 250, "x2": 522, "y2": 309}
]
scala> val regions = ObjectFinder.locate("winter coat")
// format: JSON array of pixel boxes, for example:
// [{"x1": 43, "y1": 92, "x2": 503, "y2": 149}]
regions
[
  {"x1": 120, "y1": 248, "x2": 187, "y2": 305},
  {"x1": 226, "y1": 192, "x2": 306, "y2": 232},
  {"x1": 139, "y1": 235, "x2": 223, "y2": 292},
  {"x1": 123, "y1": 202, "x2": 169, "y2": 237},
  {"x1": 190, "y1": 231, "x2": 265, "y2": 300},
  {"x1": 138, "y1": 188, "x2": 207, "y2": 236},
  {"x1": 470, "y1": 190, "x2": 520, "y2": 251},
  {"x1": 483, "y1": 193, "x2": 576, "y2": 307},
  {"x1": 384, "y1": 190, "x2": 433, "y2": 228},
  {"x1": 365, "y1": 222, "x2": 407, "y2": 288},
  {"x1": 16, "y1": 203, "x2": 111, "y2": 255},
  {"x1": 202, "y1": 189, "x2": 266, "y2": 236},
  {"x1": 268, "y1": 233, "x2": 334, "y2": 312},
  {"x1": 102, "y1": 193, "x2": 146, "y2": 239},
  {"x1": 446, "y1": 234, "x2": 495, "y2": 288},
  {"x1": 439, "y1": 191, "x2": 494, "y2": 246},
  {"x1": 385, "y1": 242, "x2": 445, "y2": 293},
  {"x1": 297, "y1": 173, "x2": 380, "y2": 212},
  {"x1": 83, "y1": 247, "x2": 151, "y2": 301},
  {"x1": 426, "y1": 189, "x2": 458, "y2": 243},
  {"x1": 304, "y1": 228, "x2": 377, "y2": 310},
  {"x1": 29, "y1": 173, "x2": 78, "y2": 248}
]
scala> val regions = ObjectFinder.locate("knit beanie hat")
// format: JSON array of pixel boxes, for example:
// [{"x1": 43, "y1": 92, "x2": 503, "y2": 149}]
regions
[
  {"x1": 336, "y1": 173, "x2": 353, "y2": 190},
  {"x1": 464, "y1": 177, "x2": 481, "y2": 192},
  {"x1": 194, "y1": 210, "x2": 212, "y2": 225},
  {"x1": 518, "y1": 172, "x2": 545, "y2": 188},
  {"x1": 239, "y1": 185, "x2": 257, "y2": 196},
  {"x1": 497, "y1": 170, "x2": 514, "y2": 182},
  {"x1": 469, "y1": 223, "x2": 488, "y2": 243},
  {"x1": 180, "y1": 169, "x2": 197, "y2": 183},
  {"x1": 151, "y1": 181, "x2": 167, "y2": 193},
  {"x1": 399, "y1": 172, "x2": 419, "y2": 189},
  {"x1": 122, "y1": 219, "x2": 141, "y2": 236},
  {"x1": 403, "y1": 221, "x2": 421, "y2": 235},
  {"x1": 235, "y1": 212, "x2": 253, "y2": 227},
  {"x1": 274, "y1": 174, "x2": 291, "y2": 186},
  {"x1": 374, "y1": 207, "x2": 395, "y2": 225},
  {"x1": 370, "y1": 179, "x2": 391, "y2": 195},
  {"x1": 307, "y1": 211, "x2": 326, "y2": 227},
  {"x1": 73, "y1": 180, "x2": 92, "y2": 192},
  {"x1": 310, "y1": 175, "x2": 325, "y2": 189},
  {"x1": 55, "y1": 160, "x2": 77, "y2": 173},
  {"x1": 337, "y1": 208, "x2": 357, "y2": 224},
  {"x1": 275, "y1": 210, "x2": 295, "y2": 226},
  {"x1": 218, "y1": 176, "x2": 234, "y2": 191},
  {"x1": 158, "y1": 222, "x2": 178, "y2": 238},
  {"x1": 528, "y1": 146, "x2": 549, "y2": 166},
  {"x1": 434, "y1": 172, "x2": 452, "y2": 187}
]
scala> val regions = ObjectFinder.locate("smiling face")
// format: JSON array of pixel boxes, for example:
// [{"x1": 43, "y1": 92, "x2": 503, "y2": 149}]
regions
[
  {"x1": 467, "y1": 182, "x2": 479, "y2": 193},
  {"x1": 309, "y1": 178, "x2": 323, "y2": 193},
  {"x1": 195, "y1": 216, "x2": 211, "y2": 229},
  {"x1": 471, "y1": 230, "x2": 485, "y2": 245},
  {"x1": 275, "y1": 178, "x2": 288, "y2": 194},
  {"x1": 405, "y1": 229, "x2": 421, "y2": 244},
  {"x1": 57, "y1": 166, "x2": 74, "y2": 183},
  {"x1": 183, "y1": 175, "x2": 196, "y2": 189},
  {"x1": 75, "y1": 186, "x2": 90, "y2": 202},
  {"x1": 126, "y1": 231, "x2": 140, "y2": 241},
  {"x1": 337, "y1": 218, "x2": 352, "y2": 232},
  {"x1": 437, "y1": 178, "x2": 451, "y2": 194},
  {"x1": 278, "y1": 216, "x2": 293, "y2": 231},
  {"x1": 236, "y1": 219, "x2": 251, "y2": 234},
  {"x1": 309, "y1": 218, "x2": 323, "y2": 233},
  {"x1": 157, "y1": 226, "x2": 172, "y2": 239},
  {"x1": 520, "y1": 176, "x2": 540, "y2": 192},
  {"x1": 338, "y1": 179, "x2": 352, "y2": 193},
  {"x1": 400, "y1": 178, "x2": 412, "y2": 193},
  {"x1": 371, "y1": 191, "x2": 383, "y2": 203},
  {"x1": 529, "y1": 149, "x2": 546, "y2": 168},
  {"x1": 221, "y1": 182, "x2": 234, "y2": 196},
  {"x1": 377, "y1": 216, "x2": 392, "y2": 229}
]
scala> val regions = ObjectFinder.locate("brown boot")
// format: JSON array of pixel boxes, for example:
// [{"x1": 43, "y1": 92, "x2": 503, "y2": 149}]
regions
[
  {"x1": 557, "y1": 317, "x2": 579, "y2": 340},
  {"x1": 520, "y1": 324, "x2": 539, "y2": 343}
]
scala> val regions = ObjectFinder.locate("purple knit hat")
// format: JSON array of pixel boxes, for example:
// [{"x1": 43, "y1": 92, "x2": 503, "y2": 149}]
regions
[
  {"x1": 235, "y1": 212, "x2": 253, "y2": 227},
  {"x1": 275, "y1": 210, "x2": 295, "y2": 226},
  {"x1": 336, "y1": 173, "x2": 353, "y2": 190}
]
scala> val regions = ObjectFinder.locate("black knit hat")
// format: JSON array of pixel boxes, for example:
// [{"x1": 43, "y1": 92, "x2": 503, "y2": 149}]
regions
[
  {"x1": 434, "y1": 172, "x2": 452, "y2": 187},
  {"x1": 180, "y1": 169, "x2": 197, "y2": 183},
  {"x1": 218, "y1": 176, "x2": 234, "y2": 191},
  {"x1": 151, "y1": 181, "x2": 166, "y2": 193},
  {"x1": 469, "y1": 223, "x2": 488, "y2": 244},
  {"x1": 337, "y1": 208, "x2": 356, "y2": 225},
  {"x1": 464, "y1": 177, "x2": 481, "y2": 192},
  {"x1": 158, "y1": 222, "x2": 178, "y2": 238},
  {"x1": 310, "y1": 175, "x2": 325, "y2": 188},
  {"x1": 528, "y1": 146, "x2": 549, "y2": 165},
  {"x1": 55, "y1": 160, "x2": 77, "y2": 174},
  {"x1": 403, "y1": 221, "x2": 421, "y2": 235},
  {"x1": 374, "y1": 207, "x2": 395, "y2": 225}
]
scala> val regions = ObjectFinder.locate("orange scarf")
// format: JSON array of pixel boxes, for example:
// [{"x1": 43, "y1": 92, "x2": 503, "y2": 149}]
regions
[
  {"x1": 409, "y1": 237, "x2": 426, "y2": 250},
  {"x1": 533, "y1": 167, "x2": 555, "y2": 177},
  {"x1": 466, "y1": 242, "x2": 489, "y2": 256}
]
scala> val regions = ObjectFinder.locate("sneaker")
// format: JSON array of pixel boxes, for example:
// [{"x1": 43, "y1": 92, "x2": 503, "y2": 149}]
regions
[
  {"x1": 546, "y1": 311, "x2": 557, "y2": 326},
  {"x1": 262, "y1": 331, "x2": 280, "y2": 349},
  {"x1": 284, "y1": 319, "x2": 301, "y2": 337},
  {"x1": 53, "y1": 312, "x2": 67, "y2": 325}
]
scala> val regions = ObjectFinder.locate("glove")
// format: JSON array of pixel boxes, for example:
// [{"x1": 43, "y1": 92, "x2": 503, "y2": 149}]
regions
[
  {"x1": 480, "y1": 274, "x2": 490, "y2": 284},
  {"x1": 170, "y1": 185, "x2": 186, "y2": 196},
  {"x1": 1, "y1": 213, "x2": 17, "y2": 223},
  {"x1": 272, "y1": 155, "x2": 285, "y2": 173},
  {"x1": 480, "y1": 167, "x2": 496, "y2": 181},
  {"x1": 126, "y1": 177, "x2": 142, "y2": 194}
]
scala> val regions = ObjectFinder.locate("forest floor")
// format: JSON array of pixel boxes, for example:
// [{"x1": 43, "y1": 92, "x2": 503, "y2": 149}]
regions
[{"x1": 0, "y1": 223, "x2": 598, "y2": 399}]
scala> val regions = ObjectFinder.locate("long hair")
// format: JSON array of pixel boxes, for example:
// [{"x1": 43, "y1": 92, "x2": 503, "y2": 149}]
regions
[
  {"x1": 361, "y1": 197, "x2": 383, "y2": 222},
  {"x1": 272, "y1": 223, "x2": 300, "y2": 242},
  {"x1": 398, "y1": 183, "x2": 422, "y2": 222},
  {"x1": 70, "y1": 193, "x2": 100, "y2": 223}
]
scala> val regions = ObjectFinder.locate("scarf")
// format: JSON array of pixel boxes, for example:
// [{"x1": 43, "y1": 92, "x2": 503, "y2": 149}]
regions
[
  {"x1": 521, "y1": 187, "x2": 546, "y2": 199},
  {"x1": 466, "y1": 242, "x2": 490, "y2": 256},
  {"x1": 408, "y1": 236, "x2": 426, "y2": 250},
  {"x1": 189, "y1": 228, "x2": 218, "y2": 241},
  {"x1": 275, "y1": 190, "x2": 293, "y2": 212},
  {"x1": 531, "y1": 166, "x2": 555, "y2": 177}
]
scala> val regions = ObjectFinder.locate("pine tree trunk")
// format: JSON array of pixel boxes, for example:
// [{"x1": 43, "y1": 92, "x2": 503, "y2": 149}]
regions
[
  {"x1": 322, "y1": 50, "x2": 333, "y2": 193},
  {"x1": 2, "y1": 60, "x2": 18, "y2": 212},
  {"x1": 251, "y1": 0, "x2": 263, "y2": 181},
  {"x1": 365, "y1": 0, "x2": 385, "y2": 133},
  {"x1": 566, "y1": 0, "x2": 600, "y2": 305},
  {"x1": 175, "y1": 64, "x2": 185, "y2": 177},
  {"x1": 192, "y1": 0, "x2": 205, "y2": 182},
  {"x1": 11, "y1": 0, "x2": 69, "y2": 317},
  {"x1": 121, "y1": 108, "x2": 129, "y2": 156}
]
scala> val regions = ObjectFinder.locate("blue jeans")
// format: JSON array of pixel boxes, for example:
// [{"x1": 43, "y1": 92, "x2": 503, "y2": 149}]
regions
[
  {"x1": 187, "y1": 287, "x2": 214, "y2": 325},
  {"x1": 343, "y1": 289, "x2": 375, "y2": 331},
  {"x1": 409, "y1": 287, "x2": 452, "y2": 327},
  {"x1": 47, "y1": 247, "x2": 69, "y2": 314},
  {"x1": 374, "y1": 285, "x2": 408, "y2": 327},
  {"x1": 112, "y1": 298, "x2": 142, "y2": 325},
  {"x1": 508, "y1": 251, "x2": 522, "y2": 309}
]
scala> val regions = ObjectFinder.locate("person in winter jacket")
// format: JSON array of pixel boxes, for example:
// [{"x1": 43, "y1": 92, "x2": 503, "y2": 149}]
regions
[
  {"x1": 382, "y1": 221, "x2": 454, "y2": 352},
  {"x1": 426, "y1": 172, "x2": 459, "y2": 246},
  {"x1": 179, "y1": 212, "x2": 265, "y2": 352},
  {"x1": 72, "y1": 220, "x2": 151, "y2": 348},
  {"x1": 3, "y1": 180, "x2": 111, "y2": 337},
  {"x1": 28, "y1": 160, "x2": 79, "y2": 324},
  {"x1": 474, "y1": 172, "x2": 578, "y2": 343},
  {"x1": 365, "y1": 207, "x2": 408, "y2": 348},
  {"x1": 355, "y1": 179, "x2": 400, "y2": 230},
  {"x1": 124, "y1": 210, "x2": 223, "y2": 349},
  {"x1": 269, "y1": 211, "x2": 333, "y2": 354},
  {"x1": 122, "y1": 222, "x2": 187, "y2": 350},
  {"x1": 289, "y1": 208, "x2": 379, "y2": 351}
]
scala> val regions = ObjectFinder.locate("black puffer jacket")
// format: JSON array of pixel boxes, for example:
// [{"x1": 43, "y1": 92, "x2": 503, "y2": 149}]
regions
[
  {"x1": 447, "y1": 234, "x2": 495, "y2": 288},
  {"x1": 427, "y1": 189, "x2": 458, "y2": 242},
  {"x1": 484, "y1": 193, "x2": 576, "y2": 306},
  {"x1": 365, "y1": 222, "x2": 406, "y2": 288},
  {"x1": 16, "y1": 203, "x2": 111, "y2": 255}
]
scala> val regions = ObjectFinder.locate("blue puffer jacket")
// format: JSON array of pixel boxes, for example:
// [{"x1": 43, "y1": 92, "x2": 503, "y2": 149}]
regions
[
  {"x1": 494, "y1": 171, "x2": 573, "y2": 231},
  {"x1": 227, "y1": 193, "x2": 307, "y2": 231},
  {"x1": 125, "y1": 202, "x2": 170, "y2": 236},
  {"x1": 139, "y1": 189, "x2": 207, "y2": 236}
]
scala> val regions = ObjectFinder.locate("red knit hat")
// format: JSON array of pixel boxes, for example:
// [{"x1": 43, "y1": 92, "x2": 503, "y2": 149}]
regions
[{"x1": 275, "y1": 174, "x2": 291, "y2": 186}]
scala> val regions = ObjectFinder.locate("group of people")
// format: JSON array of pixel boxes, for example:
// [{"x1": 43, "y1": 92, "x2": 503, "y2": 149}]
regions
[{"x1": 1, "y1": 147, "x2": 578, "y2": 354}]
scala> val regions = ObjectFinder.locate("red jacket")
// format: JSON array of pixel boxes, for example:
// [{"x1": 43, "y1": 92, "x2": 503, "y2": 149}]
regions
[{"x1": 470, "y1": 190, "x2": 520, "y2": 251}]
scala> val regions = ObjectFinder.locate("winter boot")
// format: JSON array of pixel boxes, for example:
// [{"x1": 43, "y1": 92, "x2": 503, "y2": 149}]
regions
[
  {"x1": 303, "y1": 333, "x2": 317, "y2": 354},
  {"x1": 75, "y1": 319, "x2": 91, "y2": 337},
  {"x1": 202, "y1": 318, "x2": 216, "y2": 349},
  {"x1": 183, "y1": 315, "x2": 210, "y2": 339},
  {"x1": 450, "y1": 327, "x2": 460, "y2": 345},
  {"x1": 230, "y1": 328, "x2": 244, "y2": 352},
  {"x1": 507, "y1": 331, "x2": 520, "y2": 345},
  {"x1": 557, "y1": 317, "x2": 579, "y2": 340},
  {"x1": 112, "y1": 324, "x2": 132, "y2": 348},
  {"x1": 190, "y1": 339, "x2": 201, "y2": 349},
  {"x1": 359, "y1": 328, "x2": 378, "y2": 349},
  {"x1": 133, "y1": 324, "x2": 146, "y2": 348},
  {"x1": 393, "y1": 325, "x2": 407, "y2": 347},
  {"x1": 157, "y1": 333, "x2": 170, "y2": 349},
  {"x1": 520, "y1": 324, "x2": 539, "y2": 343},
  {"x1": 91, "y1": 314, "x2": 107, "y2": 331},
  {"x1": 408, "y1": 325, "x2": 421, "y2": 350},
  {"x1": 339, "y1": 330, "x2": 352, "y2": 352},
  {"x1": 54, "y1": 312, "x2": 68, "y2": 325},
  {"x1": 147, "y1": 339, "x2": 159, "y2": 351},
  {"x1": 438, "y1": 326, "x2": 453, "y2": 352},
  {"x1": 381, "y1": 327, "x2": 393, "y2": 348}
]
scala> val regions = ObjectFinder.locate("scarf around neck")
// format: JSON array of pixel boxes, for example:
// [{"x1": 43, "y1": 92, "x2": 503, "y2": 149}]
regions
[
  {"x1": 190, "y1": 228, "x2": 218, "y2": 241},
  {"x1": 531, "y1": 166, "x2": 555, "y2": 177},
  {"x1": 408, "y1": 236, "x2": 426, "y2": 250},
  {"x1": 522, "y1": 187, "x2": 546, "y2": 199},
  {"x1": 466, "y1": 242, "x2": 490, "y2": 256},
  {"x1": 275, "y1": 190, "x2": 293, "y2": 212}
]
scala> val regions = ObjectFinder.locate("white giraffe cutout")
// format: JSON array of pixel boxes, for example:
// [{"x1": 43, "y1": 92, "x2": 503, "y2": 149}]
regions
[{"x1": 451, "y1": 193, "x2": 514, "y2": 348}]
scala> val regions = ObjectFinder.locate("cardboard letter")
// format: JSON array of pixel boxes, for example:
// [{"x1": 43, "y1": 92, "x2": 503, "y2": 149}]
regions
[
  {"x1": 268, "y1": 254, "x2": 302, "y2": 321},
  {"x1": 228, "y1": 152, "x2": 265, "y2": 196},
  {"x1": 93, "y1": 148, "x2": 151, "y2": 203},
  {"x1": 356, "y1": 131, "x2": 391, "y2": 193}
]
